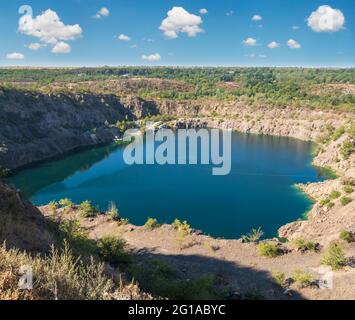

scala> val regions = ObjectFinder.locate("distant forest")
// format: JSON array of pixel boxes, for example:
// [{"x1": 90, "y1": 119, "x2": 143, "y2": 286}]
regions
[{"x1": 1, "y1": 67, "x2": 355, "y2": 111}]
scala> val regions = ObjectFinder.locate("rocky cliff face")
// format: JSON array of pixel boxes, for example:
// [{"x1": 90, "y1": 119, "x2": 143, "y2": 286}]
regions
[
  {"x1": 0, "y1": 180, "x2": 52, "y2": 252},
  {"x1": 0, "y1": 89, "x2": 159, "y2": 169}
]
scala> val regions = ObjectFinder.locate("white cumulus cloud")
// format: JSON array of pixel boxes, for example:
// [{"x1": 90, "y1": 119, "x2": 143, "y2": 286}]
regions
[
  {"x1": 242, "y1": 38, "x2": 257, "y2": 46},
  {"x1": 51, "y1": 41, "x2": 71, "y2": 54},
  {"x1": 6, "y1": 52, "x2": 25, "y2": 60},
  {"x1": 18, "y1": 9, "x2": 82, "y2": 45},
  {"x1": 251, "y1": 15, "x2": 262, "y2": 22},
  {"x1": 118, "y1": 34, "x2": 131, "y2": 41},
  {"x1": 287, "y1": 39, "x2": 301, "y2": 49},
  {"x1": 307, "y1": 5, "x2": 345, "y2": 32},
  {"x1": 268, "y1": 41, "x2": 279, "y2": 49},
  {"x1": 94, "y1": 7, "x2": 110, "y2": 19},
  {"x1": 199, "y1": 8, "x2": 208, "y2": 15},
  {"x1": 159, "y1": 7, "x2": 203, "y2": 39},
  {"x1": 142, "y1": 53, "x2": 161, "y2": 62},
  {"x1": 27, "y1": 43, "x2": 42, "y2": 50}
]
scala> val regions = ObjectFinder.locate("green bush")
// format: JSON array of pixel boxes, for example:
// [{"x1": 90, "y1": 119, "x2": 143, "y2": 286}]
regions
[
  {"x1": 79, "y1": 200, "x2": 99, "y2": 218},
  {"x1": 291, "y1": 270, "x2": 314, "y2": 288},
  {"x1": 271, "y1": 271, "x2": 286, "y2": 288},
  {"x1": 339, "y1": 230, "x2": 354, "y2": 243},
  {"x1": 340, "y1": 196, "x2": 352, "y2": 206},
  {"x1": 321, "y1": 243, "x2": 347, "y2": 270},
  {"x1": 343, "y1": 185, "x2": 353, "y2": 194},
  {"x1": 330, "y1": 190, "x2": 341, "y2": 200},
  {"x1": 59, "y1": 198, "x2": 74, "y2": 208},
  {"x1": 340, "y1": 140, "x2": 353, "y2": 159},
  {"x1": 96, "y1": 236, "x2": 130, "y2": 266},
  {"x1": 292, "y1": 238, "x2": 318, "y2": 252},
  {"x1": 145, "y1": 218, "x2": 160, "y2": 230},
  {"x1": 241, "y1": 227, "x2": 264, "y2": 243},
  {"x1": 257, "y1": 242, "x2": 279, "y2": 258}
]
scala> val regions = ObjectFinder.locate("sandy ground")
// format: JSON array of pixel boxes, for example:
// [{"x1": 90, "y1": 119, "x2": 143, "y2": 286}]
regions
[{"x1": 42, "y1": 207, "x2": 355, "y2": 300}]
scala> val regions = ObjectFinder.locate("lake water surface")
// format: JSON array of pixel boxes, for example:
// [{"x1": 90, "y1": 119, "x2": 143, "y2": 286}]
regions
[{"x1": 10, "y1": 132, "x2": 329, "y2": 239}]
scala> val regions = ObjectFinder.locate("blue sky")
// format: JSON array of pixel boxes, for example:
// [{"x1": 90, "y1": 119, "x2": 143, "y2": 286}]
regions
[{"x1": 0, "y1": 0, "x2": 354, "y2": 67}]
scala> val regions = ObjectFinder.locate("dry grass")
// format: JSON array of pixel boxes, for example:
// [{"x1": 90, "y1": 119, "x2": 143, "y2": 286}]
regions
[{"x1": 0, "y1": 242, "x2": 149, "y2": 300}]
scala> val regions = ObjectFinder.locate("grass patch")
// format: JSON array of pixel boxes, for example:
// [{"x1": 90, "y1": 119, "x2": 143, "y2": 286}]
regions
[
  {"x1": 271, "y1": 271, "x2": 287, "y2": 288},
  {"x1": 257, "y1": 242, "x2": 279, "y2": 258},
  {"x1": 321, "y1": 243, "x2": 348, "y2": 270},
  {"x1": 145, "y1": 218, "x2": 160, "y2": 230},
  {"x1": 291, "y1": 270, "x2": 314, "y2": 289},
  {"x1": 292, "y1": 238, "x2": 318, "y2": 252},
  {"x1": 330, "y1": 190, "x2": 341, "y2": 200},
  {"x1": 340, "y1": 196, "x2": 352, "y2": 206},
  {"x1": 343, "y1": 185, "x2": 353, "y2": 194},
  {"x1": 0, "y1": 242, "x2": 143, "y2": 300},
  {"x1": 339, "y1": 230, "x2": 354, "y2": 243}
]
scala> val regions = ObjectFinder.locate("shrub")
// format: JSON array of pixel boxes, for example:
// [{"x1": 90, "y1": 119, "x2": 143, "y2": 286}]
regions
[
  {"x1": 96, "y1": 236, "x2": 130, "y2": 266},
  {"x1": 145, "y1": 218, "x2": 160, "y2": 230},
  {"x1": 339, "y1": 230, "x2": 354, "y2": 243},
  {"x1": 106, "y1": 201, "x2": 119, "y2": 220},
  {"x1": 56, "y1": 219, "x2": 97, "y2": 255},
  {"x1": 340, "y1": 140, "x2": 353, "y2": 159},
  {"x1": 174, "y1": 220, "x2": 191, "y2": 249},
  {"x1": 343, "y1": 185, "x2": 353, "y2": 194},
  {"x1": 321, "y1": 243, "x2": 347, "y2": 270},
  {"x1": 340, "y1": 196, "x2": 352, "y2": 206},
  {"x1": 48, "y1": 201, "x2": 59, "y2": 212},
  {"x1": 271, "y1": 271, "x2": 286, "y2": 288},
  {"x1": 257, "y1": 242, "x2": 279, "y2": 258},
  {"x1": 292, "y1": 238, "x2": 318, "y2": 252},
  {"x1": 291, "y1": 270, "x2": 314, "y2": 288},
  {"x1": 320, "y1": 198, "x2": 330, "y2": 206},
  {"x1": 329, "y1": 190, "x2": 341, "y2": 200},
  {"x1": 79, "y1": 200, "x2": 99, "y2": 218},
  {"x1": 241, "y1": 227, "x2": 264, "y2": 243},
  {"x1": 59, "y1": 198, "x2": 74, "y2": 208}
]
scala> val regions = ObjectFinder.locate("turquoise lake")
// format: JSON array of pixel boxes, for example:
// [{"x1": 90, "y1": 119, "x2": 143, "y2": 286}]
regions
[{"x1": 9, "y1": 132, "x2": 329, "y2": 239}]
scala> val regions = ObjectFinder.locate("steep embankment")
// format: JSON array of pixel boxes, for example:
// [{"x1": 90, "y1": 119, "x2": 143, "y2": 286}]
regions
[
  {"x1": 0, "y1": 180, "x2": 52, "y2": 252},
  {"x1": 0, "y1": 88, "x2": 159, "y2": 169}
]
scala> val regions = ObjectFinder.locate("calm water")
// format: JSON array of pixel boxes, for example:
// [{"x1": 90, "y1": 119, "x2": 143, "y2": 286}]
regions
[{"x1": 10, "y1": 132, "x2": 329, "y2": 239}]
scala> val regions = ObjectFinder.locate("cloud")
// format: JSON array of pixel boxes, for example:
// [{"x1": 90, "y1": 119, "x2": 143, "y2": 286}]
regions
[
  {"x1": 244, "y1": 53, "x2": 255, "y2": 58},
  {"x1": 18, "y1": 9, "x2": 82, "y2": 45},
  {"x1": 118, "y1": 34, "x2": 131, "y2": 41},
  {"x1": 242, "y1": 38, "x2": 257, "y2": 46},
  {"x1": 159, "y1": 7, "x2": 203, "y2": 38},
  {"x1": 259, "y1": 54, "x2": 267, "y2": 58},
  {"x1": 94, "y1": 7, "x2": 110, "y2": 19},
  {"x1": 6, "y1": 52, "x2": 25, "y2": 60},
  {"x1": 267, "y1": 41, "x2": 279, "y2": 49},
  {"x1": 51, "y1": 41, "x2": 71, "y2": 54},
  {"x1": 27, "y1": 43, "x2": 42, "y2": 50},
  {"x1": 251, "y1": 15, "x2": 262, "y2": 22},
  {"x1": 307, "y1": 5, "x2": 345, "y2": 32},
  {"x1": 199, "y1": 8, "x2": 208, "y2": 15},
  {"x1": 287, "y1": 39, "x2": 301, "y2": 49},
  {"x1": 142, "y1": 53, "x2": 161, "y2": 62},
  {"x1": 226, "y1": 11, "x2": 234, "y2": 17},
  {"x1": 292, "y1": 26, "x2": 300, "y2": 30}
]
